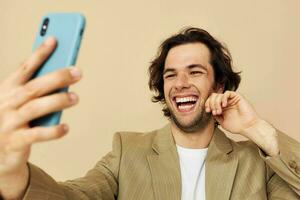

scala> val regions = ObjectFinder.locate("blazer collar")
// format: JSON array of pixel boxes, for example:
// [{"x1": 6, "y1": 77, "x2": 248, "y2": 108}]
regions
[
  {"x1": 148, "y1": 124, "x2": 238, "y2": 200},
  {"x1": 205, "y1": 127, "x2": 238, "y2": 200},
  {"x1": 151, "y1": 123, "x2": 234, "y2": 155},
  {"x1": 151, "y1": 123, "x2": 175, "y2": 154},
  {"x1": 147, "y1": 124, "x2": 181, "y2": 200}
]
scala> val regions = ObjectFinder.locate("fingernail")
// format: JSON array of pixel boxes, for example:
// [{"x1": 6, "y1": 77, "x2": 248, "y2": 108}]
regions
[
  {"x1": 70, "y1": 68, "x2": 81, "y2": 79},
  {"x1": 69, "y1": 93, "x2": 78, "y2": 103},
  {"x1": 44, "y1": 37, "x2": 55, "y2": 46},
  {"x1": 62, "y1": 124, "x2": 69, "y2": 132}
]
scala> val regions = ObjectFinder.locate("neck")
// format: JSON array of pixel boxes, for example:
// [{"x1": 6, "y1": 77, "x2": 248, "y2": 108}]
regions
[{"x1": 171, "y1": 118, "x2": 216, "y2": 149}]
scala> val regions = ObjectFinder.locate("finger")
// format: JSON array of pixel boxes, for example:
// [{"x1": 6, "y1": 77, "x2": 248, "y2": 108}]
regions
[
  {"x1": 11, "y1": 68, "x2": 81, "y2": 108},
  {"x1": 224, "y1": 91, "x2": 240, "y2": 106},
  {"x1": 221, "y1": 91, "x2": 230, "y2": 107},
  {"x1": 6, "y1": 124, "x2": 68, "y2": 151},
  {"x1": 205, "y1": 96, "x2": 211, "y2": 113},
  {"x1": 214, "y1": 94, "x2": 223, "y2": 115},
  {"x1": 8, "y1": 37, "x2": 57, "y2": 86},
  {"x1": 220, "y1": 91, "x2": 235, "y2": 108},
  {"x1": 17, "y1": 92, "x2": 78, "y2": 125},
  {"x1": 209, "y1": 93, "x2": 218, "y2": 115}
]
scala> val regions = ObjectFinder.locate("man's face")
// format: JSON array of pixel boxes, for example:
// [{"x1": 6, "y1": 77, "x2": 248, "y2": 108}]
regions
[{"x1": 163, "y1": 42, "x2": 218, "y2": 132}]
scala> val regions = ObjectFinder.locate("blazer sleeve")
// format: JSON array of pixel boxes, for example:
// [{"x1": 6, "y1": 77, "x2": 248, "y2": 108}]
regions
[
  {"x1": 23, "y1": 132, "x2": 122, "y2": 200},
  {"x1": 258, "y1": 130, "x2": 300, "y2": 198}
]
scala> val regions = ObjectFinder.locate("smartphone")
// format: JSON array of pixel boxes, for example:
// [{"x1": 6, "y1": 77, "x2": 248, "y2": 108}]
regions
[{"x1": 29, "y1": 12, "x2": 85, "y2": 127}]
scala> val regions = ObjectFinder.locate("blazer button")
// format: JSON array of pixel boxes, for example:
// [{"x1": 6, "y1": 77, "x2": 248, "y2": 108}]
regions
[{"x1": 289, "y1": 161, "x2": 297, "y2": 169}]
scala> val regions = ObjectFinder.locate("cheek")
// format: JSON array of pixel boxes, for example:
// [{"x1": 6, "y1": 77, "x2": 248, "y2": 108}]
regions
[
  {"x1": 163, "y1": 81, "x2": 171, "y2": 96},
  {"x1": 163, "y1": 83, "x2": 174, "y2": 104},
  {"x1": 193, "y1": 79, "x2": 214, "y2": 97},
  {"x1": 192, "y1": 77, "x2": 209, "y2": 89}
]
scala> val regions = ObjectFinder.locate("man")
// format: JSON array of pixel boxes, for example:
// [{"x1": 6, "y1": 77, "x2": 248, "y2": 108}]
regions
[{"x1": 0, "y1": 28, "x2": 299, "y2": 200}]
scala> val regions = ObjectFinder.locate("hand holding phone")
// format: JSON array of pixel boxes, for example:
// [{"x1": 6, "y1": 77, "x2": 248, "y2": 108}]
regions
[{"x1": 0, "y1": 33, "x2": 82, "y2": 200}]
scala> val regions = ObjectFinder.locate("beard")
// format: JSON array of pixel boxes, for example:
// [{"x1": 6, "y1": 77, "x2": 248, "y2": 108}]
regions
[{"x1": 167, "y1": 103, "x2": 212, "y2": 133}]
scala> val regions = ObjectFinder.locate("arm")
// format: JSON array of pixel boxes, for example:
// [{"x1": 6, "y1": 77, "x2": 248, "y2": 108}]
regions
[
  {"x1": 205, "y1": 91, "x2": 300, "y2": 197},
  {"x1": 266, "y1": 173, "x2": 299, "y2": 199},
  {"x1": 23, "y1": 132, "x2": 121, "y2": 200},
  {"x1": 241, "y1": 120, "x2": 300, "y2": 196}
]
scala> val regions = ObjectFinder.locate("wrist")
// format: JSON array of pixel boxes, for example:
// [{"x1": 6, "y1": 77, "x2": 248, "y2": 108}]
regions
[
  {"x1": 241, "y1": 119, "x2": 279, "y2": 156},
  {"x1": 0, "y1": 165, "x2": 29, "y2": 200}
]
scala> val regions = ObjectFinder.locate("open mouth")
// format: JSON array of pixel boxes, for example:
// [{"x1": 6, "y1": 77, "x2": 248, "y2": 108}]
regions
[{"x1": 172, "y1": 95, "x2": 199, "y2": 113}]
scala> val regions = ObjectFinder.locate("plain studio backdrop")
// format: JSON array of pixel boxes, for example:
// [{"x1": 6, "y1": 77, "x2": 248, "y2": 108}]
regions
[{"x1": 0, "y1": 0, "x2": 299, "y2": 181}]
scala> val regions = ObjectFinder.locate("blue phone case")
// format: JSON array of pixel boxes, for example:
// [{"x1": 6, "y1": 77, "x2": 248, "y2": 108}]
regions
[{"x1": 30, "y1": 13, "x2": 85, "y2": 127}]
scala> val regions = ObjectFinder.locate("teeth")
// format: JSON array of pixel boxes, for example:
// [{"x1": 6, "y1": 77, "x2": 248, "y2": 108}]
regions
[
  {"x1": 178, "y1": 104, "x2": 194, "y2": 110},
  {"x1": 175, "y1": 96, "x2": 197, "y2": 103}
]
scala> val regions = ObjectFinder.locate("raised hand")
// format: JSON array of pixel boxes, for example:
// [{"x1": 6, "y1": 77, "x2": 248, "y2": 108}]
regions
[
  {"x1": 205, "y1": 91, "x2": 279, "y2": 156},
  {"x1": 205, "y1": 91, "x2": 260, "y2": 134},
  {"x1": 0, "y1": 37, "x2": 82, "y2": 199}
]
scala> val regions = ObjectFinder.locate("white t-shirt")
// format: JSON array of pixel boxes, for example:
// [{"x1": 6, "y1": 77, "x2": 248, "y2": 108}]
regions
[{"x1": 176, "y1": 145, "x2": 208, "y2": 200}]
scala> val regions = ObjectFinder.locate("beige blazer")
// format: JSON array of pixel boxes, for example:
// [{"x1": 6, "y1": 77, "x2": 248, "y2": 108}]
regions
[{"x1": 24, "y1": 124, "x2": 300, "y2": 199}]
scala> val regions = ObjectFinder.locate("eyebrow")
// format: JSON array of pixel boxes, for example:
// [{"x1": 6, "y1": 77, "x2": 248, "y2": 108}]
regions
[{"x1": 163, "y1": 64, "x2": 208, "y2": 75}]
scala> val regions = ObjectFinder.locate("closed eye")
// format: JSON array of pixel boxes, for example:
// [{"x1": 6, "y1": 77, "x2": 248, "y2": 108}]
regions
[
  {"x1": 190, "y1": 71, "x2": 204, "y2": 75},
  {"x1": 164, "y1": 74, "x2": 176, "y2": 79}
]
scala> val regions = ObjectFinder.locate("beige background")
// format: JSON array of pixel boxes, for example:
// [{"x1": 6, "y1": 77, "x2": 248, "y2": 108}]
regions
[{"x1": 0, "y1": 0, "x2": 299, "y2": 181}]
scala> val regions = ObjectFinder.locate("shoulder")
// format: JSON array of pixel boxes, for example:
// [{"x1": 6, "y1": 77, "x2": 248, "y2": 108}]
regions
[
  {"x1": 112, "y1": 128, "x2": 160, "y2": 154},
  {"x1": 118, "y1": 129, "x2": 158, "y2": 142}
]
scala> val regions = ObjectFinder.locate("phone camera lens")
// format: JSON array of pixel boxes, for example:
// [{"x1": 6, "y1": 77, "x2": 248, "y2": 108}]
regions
[{"x1": 40, "y1": 18, "x2": 49, "y2": 36}]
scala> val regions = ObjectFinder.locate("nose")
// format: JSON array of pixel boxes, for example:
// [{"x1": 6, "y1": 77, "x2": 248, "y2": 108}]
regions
[{"x1": 174, "y1": 73, "x2": 190, "y2": 90}]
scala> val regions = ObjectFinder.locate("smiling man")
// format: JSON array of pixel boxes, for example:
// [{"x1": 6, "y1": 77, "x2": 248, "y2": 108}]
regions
[
  {"x1": 163, "y1": 43, "x2": 214, "y2": 132},
  {"x1": 0, "y1": 28, "x2": 299, "y2": 200}
]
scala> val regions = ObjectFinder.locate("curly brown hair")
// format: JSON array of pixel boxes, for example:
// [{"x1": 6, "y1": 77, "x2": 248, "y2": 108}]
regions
[{"x1": 148, "y1": 27, "x2": 241, "y2": 117}]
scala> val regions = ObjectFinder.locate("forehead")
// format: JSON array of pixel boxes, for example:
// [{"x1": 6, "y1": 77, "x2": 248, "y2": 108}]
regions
[{"x1": 164, "y1": 42, "x2": 212, "y2": 70}]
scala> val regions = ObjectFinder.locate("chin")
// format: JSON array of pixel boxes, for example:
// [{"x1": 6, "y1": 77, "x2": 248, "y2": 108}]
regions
[{"x1": 169, "y1": 107, "x2": 212, "y2": 133}]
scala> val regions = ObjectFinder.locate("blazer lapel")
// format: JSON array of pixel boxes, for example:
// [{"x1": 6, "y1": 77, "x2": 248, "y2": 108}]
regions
[
  {"x1": 205, "y1": 127, "x2": 238, "y2": 200},
  {"x1": 147, "y1": 124, "x2": 181, "y2": 200}
]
